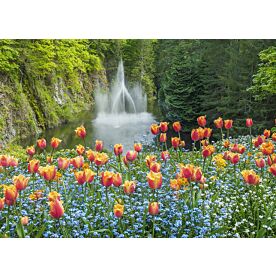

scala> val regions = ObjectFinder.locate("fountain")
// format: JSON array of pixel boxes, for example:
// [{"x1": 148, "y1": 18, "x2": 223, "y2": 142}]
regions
[{"x1": 93, "y1": 60, "x2": 154, "y2": 149}]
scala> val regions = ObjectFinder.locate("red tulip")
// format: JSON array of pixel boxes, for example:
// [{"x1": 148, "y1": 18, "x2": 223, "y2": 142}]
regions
[
  {"x1": 161, "y1": 151, "x2": 170, "y2": 161},
  {"x1": 150, "y1": 162, "x2": 161, "y2": 173},
  {"x1": 57, "y1": 157, "x2": 70, "y2": 170},
  {"x1": 76, "y1": 144, "x2": 85, "y2": 155},
  {"x1": 160, "y1": 133, "x2": 167, "y2": 143},
  {"x1": 150, "y1": 124, "x2": 160, "y2": 135},
  {"x1": 147, "y1": 171, "x2": 162, "y2": 189},
  {"x1": 13, "y1": 175, "x2": 29, "y2": 191},
  {"x1": 49, "y1": 199, "x2": 64, "y2": 219},
  {"x1": 171, "y1": 137, "x2": 180, "y2": 149},
  {"x1": 4, "y1": 185, "x2": 18, "y2": 206},
  {"x1": 75, "y1": 125, "x2": 86, "y2": 139},
  {"x1": 214, "y1": 117, "x2": 223, "y2": 129},
  {"x1": 28, "y1": 159, "x2": 40, "y2": 174},
  {"x1": 134, "y1": 143, "x2": 142, "y2": 152},
  {"x1": 197, "y1": 115, "x2": 207, "y2": 127},
  {"x1": 50, "y1": 137, "x2": 62, "y2": 149},
  {"x1": 39, "y1": 165, "x2": 57, "y2": 181},
  {"x1": 191, "y1": 129, "x2": 200, "y2": 141},
  {"x1": 71, "y1": 156, "x2": 84, "y2": 169},
  {"x1": 26, "y1": 146, "x2": 35, "y2": 156},
  {"x1": 149, "y1": 202, "x2": 159, "y2": 215},
  {"x1": 114, "y1": 144, "x2": 123, "y2": 156},
  {"x1": 172, "y1": 121, "x2": 181, "y2": 132},
  {"x1": 126, "y1": 150, "x2": 138, "y2": 162},
  {"x1": 269, "y1": 164, "x2": 276, "y2": 176},
  {"x1": 113, "y1": 173, "x2": 122, "y2": 187},
  {"x1": 159, "y1": 122, "x2": 168, "y2": 132},
  {"x1": 37, "y1": 138, "x2": 47, "y2": 150},
  {"x1": 74, "y1": 171, "x2": 86, "y2": 185},
  {"x1": 263, "y1": 129, "x2": 271, "y2": 138},
  {"x1": 95, "y1": 140, "x2": 104, "y2": 152},
  {"x1": 255, "y1": 158, "x2": 265, "y2": 168},
  {"x1": 101, "y1": 171, "x2": 114, "y2": 187},
  {"x1": 224, "y1": 120, "x2": 233, "y2": 129},
  {"x1": 114, "y1": 203, "x2": 124, "y2": 218},
  {"x1": 246, "y1": 118, "x2": 253, "y2": 127},
  {"x1": 123, "y1": 180, "x2": 136, "y2": 194},
  {"x1": 86, "y1": 149, "x2": 96, "y2": 162}
]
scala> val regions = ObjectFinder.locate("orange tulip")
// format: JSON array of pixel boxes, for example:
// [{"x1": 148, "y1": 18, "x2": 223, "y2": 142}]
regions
[
  {"x1": 159, "y1": 122, "x2": 168, "y2": 132},
  {"x1": 160, "y1": 133, "x2": 167, "y2": 143},
  {"x1": 192, "y1": 167, "x2": 203, "y2": 182},
  {"x1": 4, "y1": 185, "x2": 18, "y2": 206},
  {"x1": 28, "y1": 159, "x2": 40, "y2": 174},
  {"x1": 123, "y1": 156, "x2": 129, "y2": 166},
  {"x1": 246, "y1": 118, "x2": 253, "y2": 127},
  {"x1": 101, "y1": 171, "x2": 114, "y2": 187},
  {"x1": 86, "y1": 149, "x2": 96, "y2": 162},
  {"x1": 84, "y1": 169, "x2": 96, "y2": 183},
  {"x1": 76, "y1": 144, "x2": 85, "y2": 155},
  {"x1": 180, "y1": 140, "x2": 185, "y2": 148},
  {"x1": 269, "y1": 164, "x2": 276, "y2": 176},
  {"x1": 171, "y1": 137, "x2": 180, "y2": 149},
  {"x1": 71, "y1": 156, "x2": 84, "y2": 169},
  {"x1": 214, "y1": 117, "x2": 223, "y2": 129},
  {"x1": 180, "y1": 164, "x2": 194, "y2": 179},
  {"x1": 37, "y1": 138, "x2": 47, "y2": 150},
  {"x1": 149, "y1": 202, "x2": 159, "y2": 216},
  {"x1": 48, "y1": 191, "x2": 61, "y2": 202},
  {"x1": 267, "y1": 154, "x2": 276, "y2": 166},
  {"x1": 241, "y1": 170, "x2": 260, "y2": 185},
  {"x1": 114, "y1": 144, "x2": 123, "y2": 156},
  {"x1": 21, "y1": 216, "x2": 29, "y2": 226},
  {"x1": 150, "y1": 124, "x2": 160, "y2": 135},
  {"x1": 123, "y1": 180, "x2": 136, "y2": 194},
  {"x1": 26, "y1": 145, "x2": 35, "y2": 156},
  {"x1": 57, "y1": 157, "x2": 70, "y2": 170},
  {"x1": 229, "y1": 153, "x2": 240, "y2": 164},
  {"x1": 46, "y1": 156, "x2": 53, "y2": 164},
  {"x1": 202, "y1": 145, "x2": 215, "y2": 158},
  {"x1": 191, "y1": 129, "x2": 200, "y2": 141},
  {"x1": 145, "y1": 155, "x2": 157, "y2": 168},
  {"x1": 113, "y1": 173, "x2": 122, "y2": 187},
  {"x1": 203, "y1": 128, "x2": 212, "y2": 138},
  {"x1": 75, "y1": 125, "x2": 86, "y2": 139},
  {"x1": 170, "y1": 179, "x2": 181, "y2": 191},
  {"x1": 172, "y1": 121, "x2": 181, "y2": 132},
  {"x1": 126, "y1": 150, "x2": 138, "y2": 162},
  {"x1": 272, "y1": 133, "x2": 276, "y2": 142},
  {"x1": 114, "y1": 203, "x2": 124, "y2": 218},
  {"x1": 50, "y1": 137, "x2": 62, "y2": 149},
  {"x1": 223, "y1": 140, "x2": 230, "y2": 148},
  {"x1": 134, "y1": 143, "x2": 142, "y2": 152},
  {"x1": 263, "y1": 129, "x2": 270, "y2": 138},
  {"x1": 0, "y1": 155, "x2": 10, "y2": 167},
  {"x1": 255, "y1": 158, "x2": 265, "y2": 168},
  {"x1": 150, "y1": 162, "x2": 161, "y2": 173},
  {"x1": 161, "y1": 151, "x2": 170, "y2": 161},
  {"x1": 39, "y1": 165, "x2": 57, "y2": 181},
  {"x1": 9, "y1": 156, "x2": 18, "y2": 167},
  {"x1": 13, "y1": 175, "x2": 29, "y2": 191},
  {"x1": 147, "y1": 171, "x2": 162, "y2": 189},
  {"x1": 74, "y1": 171, "x2": 86, "y2": 185},
  {"x1": 260, "y1": 141, "x2": 274, "y2": 155},
  {"x1": 197, "y1": 115, "x2": 207, "y2": 127},
  {"x1": 201, "y1": 139, "x2": 209, "y2": 147},
  {"x1": 49, "y1": 199, "x2": 64, "y2": 219},
  {"x1": 224, "y1": 119, "x2": 233, "y2": 129},
  {"x1": 0, "y1": 198, "x2": 5, "y2": 210},
  {"x1": 95, "y1": 140, "x2": 104, "y2": 152}
]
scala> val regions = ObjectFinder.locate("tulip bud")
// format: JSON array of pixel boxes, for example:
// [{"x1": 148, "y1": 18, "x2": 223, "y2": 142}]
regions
[
  {"x1": 150, "y1": 124, "x2": 159, "y2": 135},
  {"x1": 214, "y1": 117, "x2": 223, "y2": 129},
  {"x1": 57, "y1": 157, "x2": 70, "y2": 170},
  {"x1": 147, "y1": 171, "x2": 162, "y2": 189},
  {"x1": 37, "y1": 138, "x2": 47, "y2": 150},
  {"x1": 95, "y1": 140, "x2": 104, "y2": 152},
  {"x1": 113, "y1": 173, "x2": 122, "y2": 187},
  {"x1": 101, "y1": 171, "x2": 114, "y2": 187},
  {"x1": 134, "y1": 143, "x2": 142, "y2": 152},
  {"x1": 114, "y1": 203, "x2": 124, "y2": 218},
  {"x1": 75, "y1": 125, "x2": 86, "y2": 139},
  {"x1": 171, "y1": 137, "x2": 180, "y2": 149},
  {"x1": 123, "y1": 180, "x2": 136, "y2": 194},
  {"x1": 172, "y1": 121, "x2": 181, "y2": 132},
  {"x1": 255, "y1": 158, "x2": 265, "y2": 168},
  {"x1": 49, "y1": 199, "x2": 64, "y2": 219},
  {"x1": 161, "y1": 151, "x2": 170, "y2": 161},
  {"x1": 114, "y1": 144, "x2": 123, "y2": 156},
  {"x1": 246, "y1": 118, "x2": 253, "y2": 127},
  {"x1": 76, "y1": 144, "x2": 85, "y2": 155},
  {"x1": 269, "y1": 164, "x2": 276, "y2": 176},
  {"x1": 159, "y1": 122, "x2": 168, "y2": 132},
  {"x1": 160, "y1": 133, "x2": 167, "y2": 143},
  {"x1": 224, "y1": 119, "x2": 233, "y2": 129},
  {"x1": 21, "y1": 216, "x2": 29, "y2": 226},
  {"x1": 149, "y1": 202, "x2": 159, "y2": 215},
  {"x1": 197, "y1": 115, "x2": 207, "y2": 127},
  {"x1": 28, "y1": 159, "x2": 40, "y2": 174},
  {"x1": 13, "y1": 174, "x2": 29, "y2": 191},
  {"x1": 50, "y1": 137, "x2": 62, "y2": 149},
  {"x1": 126, "y1": 150, "x2": 138, "y2": 162},
  {"x1": 0, "y1": 198, "x2": 5, "y2": 210},
  {"x1": 26, "y1": 145, "x2": 35, "y2": 156}
]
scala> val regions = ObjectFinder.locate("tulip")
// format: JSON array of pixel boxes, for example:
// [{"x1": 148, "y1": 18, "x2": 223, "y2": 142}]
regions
[
  {"x1": 39, "y1": 165, "x2": 57, "y2": 181},
  {"x1": 272, "y1": 133, "x2": 276, "y2": 142},
  {"x1": 149, "y1": 202, "x2": 159, "y2": 215},
  {"x1": 13, "y1": 175, "x2": 29, "y2": 191},
  {"x1": 114, "y1": 203, "x2": 124, "y2": 218},
  {"x1": 246, "y1": 118, "x2": 253, "y2": 127},
  {"x1": 267, "y1": 154, "x2": 276, "y2": 166},
  {"x1": 74, "y1": 171, "x2": 86, "y2": 185},
  {"x1": 214, "y1": 117, "x2": 223, "y2": 129},
  {"x1": 202, "y1": 146, "x2": 213, "y2": 158},
  {"x1": 147, "y1": 171, "x2": 162, "y2": 189},
  {"x1": 4, "y1": 185, "x2": 18, "y2": 206},
  {"x1": 145, "y1": 155, "x2": 157, "y2": 168},
  {"x1": 37, "y1": 138, "x2": 47, "y2": 150},
  {"x1": 101, "y1": 171, "x2": 114, "y2": 187},
  {"x1": 150, "y1": 162, "x2": 161, "y2": 173},
  {"x1": 76, "y1": 144, "x2": 85, "y2": 155},
  {"x1": 180, "y1": 164, "x2": 194, "y2": 179},
  {"x1": 159, "y1": 122, "x2": 168, "y2": 132},
  {"x1": 46, "y1": 156, "x2": 53, "y2": 164},
  {"x1": 95, "y1": 140, "x2": 103, "y2": 152},
  {"x1": 223, "y1": 140, "x2": 230, "y2": 148},
  {"x1": 21, "y1": 216, "x2": 29, "y2": 226},
  {"x1": 71, "y1": 156, "x2": 84, "y2": 169},
  {"x1": 263, "y1": 129, "x2": 270, "y2": 138},
  {"x1": 134, "y1": 143, "x2": 142, "y2": 152},
  {"x1": 49, "y1": 199, "x2": 64, "y2": 219},
  {"x1": 126, "y1": 150, "x2": 138, "y2": 162},
  {"x1": 75, "y1": 125, "x2": 86, "y2": 139},
  {"x1": 191, "y1": 129, "x2": 200, "y2": 142},
  {"x1": 241, "y1": 170, "x2": 260, "y2": 185},
  {"x1": 48, "y1": 191, "x2": 61, "y2": 202},
  {"x1": 170, "y1": 179, "x2": 181, "y2": 191},
  {"x1": 28, "y1": 159, "x2": 40, "y2": 174},
  {"x1": 180, "y1": 140, "x2": 185, "y2": 148},
  {"x1": 172, "y1": 121, "x2": 181, "y2": 132},
  {"x1": 84, "y1": 169, "x2": 96, "y2": 183},
  {"x1": 150, "y1": 124, "x2": 160, "y2": 135},
  {"x1": 114, "y1": 144, "x2": 123, "y2": 156},
  {"x1": 123, "y1": 180, "x2": 136, "y2": 194},
  {"x1": 113, "y1": 173, "x2": 122, "y2": 187},
  {"x1": 123, "y1": 156, "x2": 129, "y2": 166},
  {"x1": 86, "y1": 149, "x2": 96, "y2": 162},
  {"x1": 0, "y1": 155, "x2": 10, "y2": 167},
  {"x1": 160, "y1": 133, "x2": 167, "y2": 143},
  {"x1": 229, "y1": 153, "x2": 240, "y2": 164},
  {"x1": 26, "y1": 146, "x2": 35, "y2": 156},
  {"x1": 269, "y1": 164, "x2": 276, "y2": 176},
  {"x1": 161, "y1": 151, "x2": 170, "y2": 161},
  {"x1": 203, "y1": 128, "x2": 212, "y2": 138},
  {"x1": 171, "y1": 137, "x2": 180, "y2": 149},
  {"x1": 9, "y1": 156, "x2": 18, "y2": 167},
  {"x1": 255, "y1": 158, "x2": 265, "y2": 168},
  {"x1": 260, "y1": 141, "x2": 274, "y2": 155},
  {"x1": 224, "y1": 120, "x2": 233, "y2": 130},
  {"x1": 57, "y1": 157, "x2": 70, "y2": 170},
  {"x1": 193, "y1": 167, "x2": 203, "y2": 182},
  {"x1": 50, "y1": 137, "x2": 62, "y2": 149},
  {"x1": 0, "y1": 198, "x2": 4, "y2": 210},
  {"x1": 197, "y1": 115, "x2": 207, "y2": 127}
]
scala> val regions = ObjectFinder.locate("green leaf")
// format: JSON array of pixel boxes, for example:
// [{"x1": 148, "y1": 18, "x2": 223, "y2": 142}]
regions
[
  {"x1": 35, "y1": 225, "x2": 46, "y2": 238},
  {"x1": 16, "y1": 221, "x2": 25, "y2": 238}
]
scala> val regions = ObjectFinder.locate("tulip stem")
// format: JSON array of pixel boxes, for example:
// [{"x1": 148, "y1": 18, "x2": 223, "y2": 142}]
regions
[
  {"x1": 152, "y1": 216, "x2": 155, "y2": 238},
  {"x1": 6, "y1": 205, "x2": 10, "y2": 234}
]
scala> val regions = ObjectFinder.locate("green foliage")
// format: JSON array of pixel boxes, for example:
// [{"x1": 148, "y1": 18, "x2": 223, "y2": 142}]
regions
[{"x1": 0, "y1": 40, "x2": 19, "y2": 75}]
